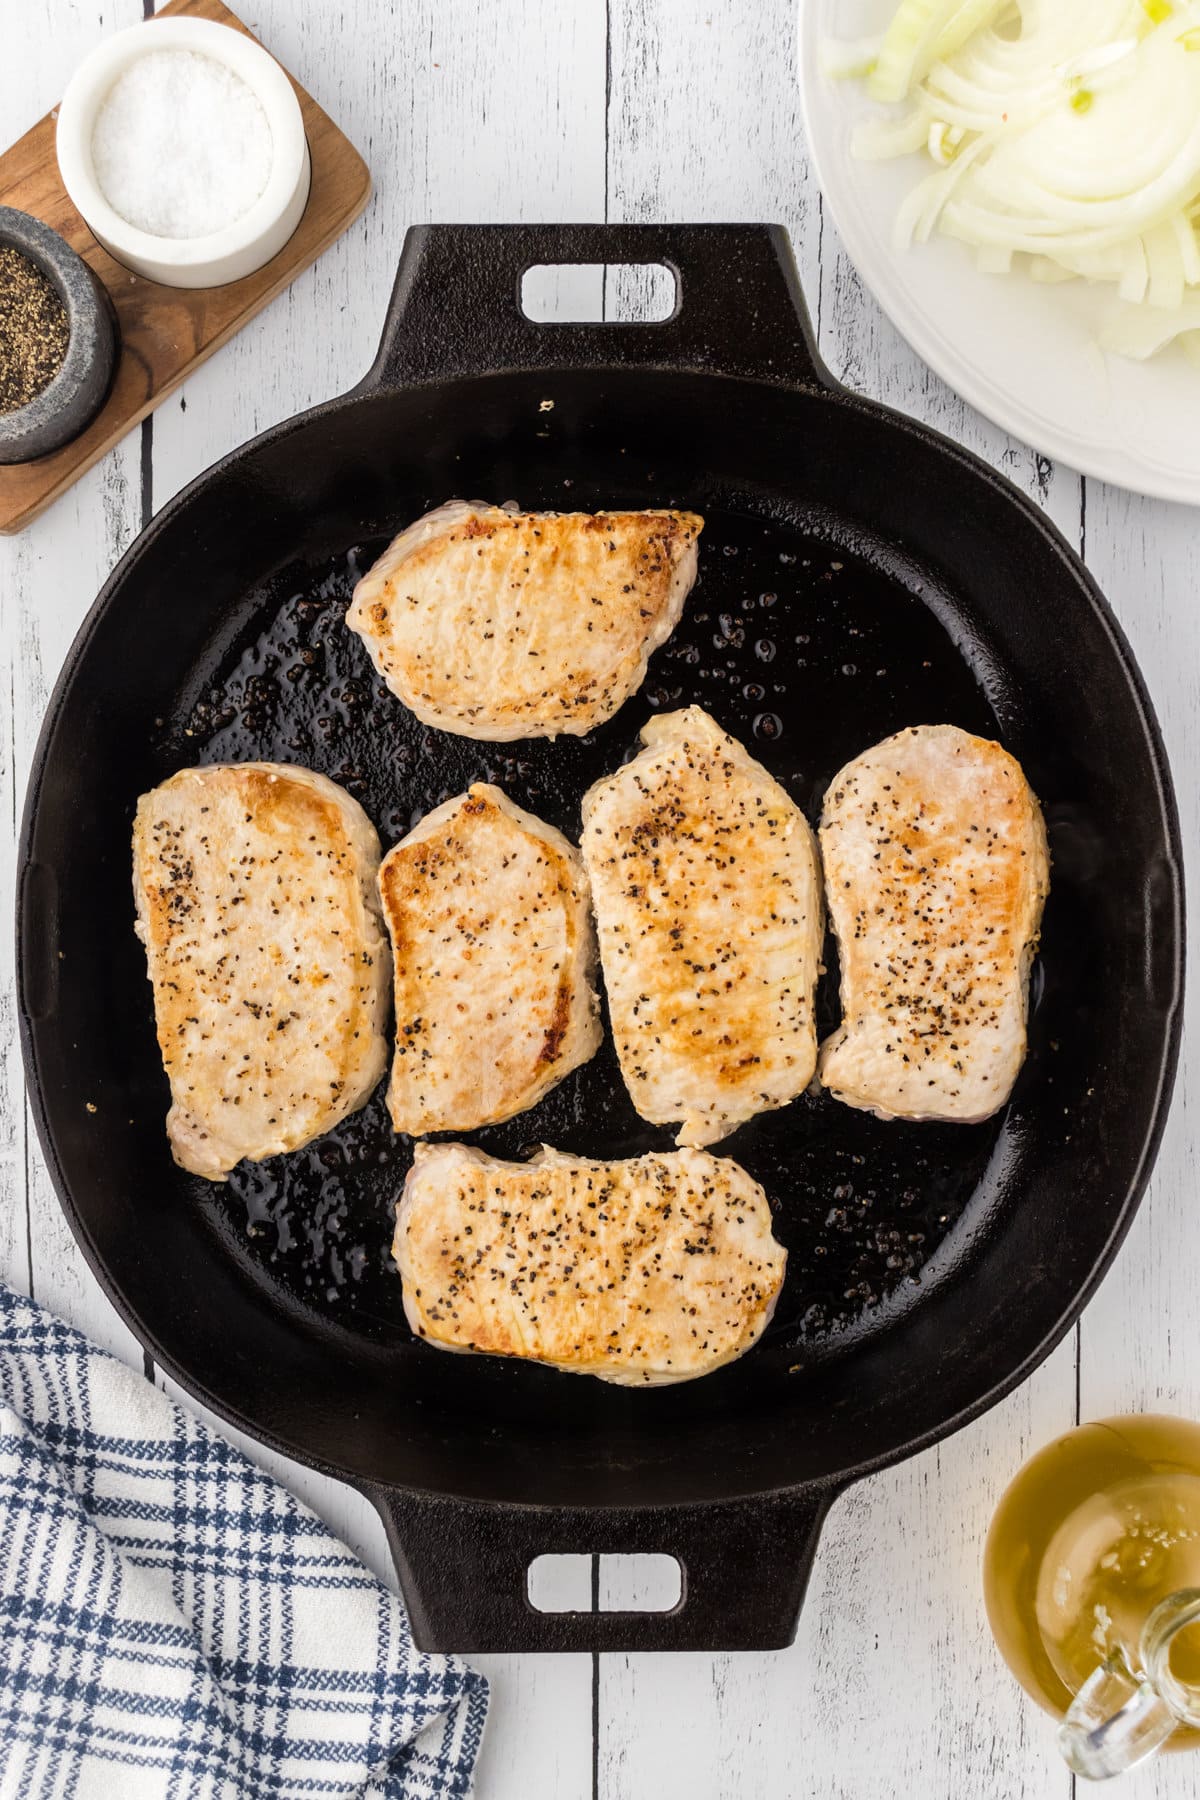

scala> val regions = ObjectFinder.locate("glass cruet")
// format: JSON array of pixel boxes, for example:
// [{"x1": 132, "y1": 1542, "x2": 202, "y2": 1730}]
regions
[{"x1": 984, "y1": 1415, "x2": 1200, "y2": 1780}]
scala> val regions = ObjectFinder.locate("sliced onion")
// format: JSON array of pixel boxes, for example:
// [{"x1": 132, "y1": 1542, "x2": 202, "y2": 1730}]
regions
[
  {"x1": 852, "y1": 108, "x2": 933, "y2": 160},
  {"x1": 895, "y1": 134, "x2": 991, "y2": 247},
  {"x1": 1145, "y1": 218, "x2": 1187, "y2": 307},
  {"x1": 1118, "y1": 236, "x2": 1150, "y2": 303},
  {"x1": 867, "y1": 0, "x2": 1011, "y2": 104},
  {"x1": 1174, "y1": 209, "x2": 1200, "y2": 282},
  {"x1": 824, "y1": 0, "x2": 1200, "y2": 361}
]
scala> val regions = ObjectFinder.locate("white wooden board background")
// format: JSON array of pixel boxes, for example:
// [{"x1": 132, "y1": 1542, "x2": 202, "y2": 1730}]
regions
[{"x1": 2, "y1": 2, "x2": 1199, "y2": 1796}]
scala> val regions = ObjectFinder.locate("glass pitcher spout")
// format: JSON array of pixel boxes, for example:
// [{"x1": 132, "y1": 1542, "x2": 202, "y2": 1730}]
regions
[{"x1": 1060, "y1": 1590, "x2": 1200, "y2": 1780}]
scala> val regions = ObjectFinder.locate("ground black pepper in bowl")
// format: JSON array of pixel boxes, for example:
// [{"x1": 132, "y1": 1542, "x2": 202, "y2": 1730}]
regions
[
  {"x1": 0, "y1": 206, "x2": 117, "y2": 465},
  {"x1": 0, "y1": 245, "x2": 69, "y2": 414}
]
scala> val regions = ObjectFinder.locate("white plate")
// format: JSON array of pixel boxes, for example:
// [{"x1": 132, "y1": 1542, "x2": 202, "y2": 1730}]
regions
[{"x1": 798, "y1": 0, "x2": 1200, "y2": 504}]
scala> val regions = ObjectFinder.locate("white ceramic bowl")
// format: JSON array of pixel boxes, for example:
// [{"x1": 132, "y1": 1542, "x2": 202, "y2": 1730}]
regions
[{"x1": 56, "y1": 17, "x2": 310, "y2": 289}]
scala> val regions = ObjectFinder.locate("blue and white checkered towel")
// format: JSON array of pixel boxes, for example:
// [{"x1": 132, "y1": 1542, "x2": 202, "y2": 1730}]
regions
[{"x1": 0, "y1": 1282, "x2": 488, "y2": 1799}]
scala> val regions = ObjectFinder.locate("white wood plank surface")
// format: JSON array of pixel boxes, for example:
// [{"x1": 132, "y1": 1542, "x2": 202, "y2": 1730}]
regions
[
  {"x1": 2, "y1": 0, "x2": 1198, "y2": 1796},
  {"x1": 1072, "y1": 487, "x2": 1200, "y2": 1800}
]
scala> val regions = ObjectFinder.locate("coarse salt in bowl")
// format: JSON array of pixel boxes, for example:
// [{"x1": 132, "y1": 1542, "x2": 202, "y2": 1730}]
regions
[
  {"x1": 56, "y1": 18, "x2": 310, "y2": 289},
  {"x1": 92, "y1": 50, "x2": 275, "y2": 241}
]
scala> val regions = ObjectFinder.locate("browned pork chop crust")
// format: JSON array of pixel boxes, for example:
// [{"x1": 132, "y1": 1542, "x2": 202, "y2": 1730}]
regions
[
  {"x1": 346, "y1": 501, "x2": 703, "y2": 739},
  {"x1": 380, "y1": 784, "x2": 601, "y2": 1134}
]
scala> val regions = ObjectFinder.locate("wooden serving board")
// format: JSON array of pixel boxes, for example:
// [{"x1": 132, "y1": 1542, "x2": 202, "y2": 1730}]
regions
[{"x1": 0, "y1": 0, "x2": 370, "y2": 534}]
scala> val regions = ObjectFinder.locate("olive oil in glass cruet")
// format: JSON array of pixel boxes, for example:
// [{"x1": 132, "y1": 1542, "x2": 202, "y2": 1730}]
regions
[{"x1": 984, "y1": 1416, "x2": 1200, "y2": 1779}]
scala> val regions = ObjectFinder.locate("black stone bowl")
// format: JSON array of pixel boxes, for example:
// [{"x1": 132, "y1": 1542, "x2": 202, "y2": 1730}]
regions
[{"x1": 0, "y1": 206, "x2": 117, "y2": 465}]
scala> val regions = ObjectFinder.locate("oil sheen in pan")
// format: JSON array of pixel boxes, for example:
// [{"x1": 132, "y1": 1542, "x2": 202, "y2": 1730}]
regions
[{"x1": 157, "y1": 503, "x2": 1013, "y2": 1371}]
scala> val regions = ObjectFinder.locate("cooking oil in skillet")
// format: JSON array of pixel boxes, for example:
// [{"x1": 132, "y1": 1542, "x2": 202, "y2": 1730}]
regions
[{"x1": 985, "y1": 1416, "x2": 1200, "y2": 1741}]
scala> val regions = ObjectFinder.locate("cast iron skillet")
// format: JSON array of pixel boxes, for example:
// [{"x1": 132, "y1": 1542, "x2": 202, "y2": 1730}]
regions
[{"x1": 18, "y1": 225, "x2": 1183, "y2": 1653}]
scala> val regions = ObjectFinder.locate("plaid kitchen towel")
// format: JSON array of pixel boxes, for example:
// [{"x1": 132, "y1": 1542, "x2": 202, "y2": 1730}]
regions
[{"x1": 0, "y1": 1282, "x2": 488, "y2": 1800}]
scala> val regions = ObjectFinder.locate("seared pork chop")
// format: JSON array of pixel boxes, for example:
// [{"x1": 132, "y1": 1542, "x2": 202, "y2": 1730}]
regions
[
  {"x1": 581, "y1": 706, "x2": 823, "y2": 1147},
  {"x1": 345, "y1": 501, "x2": 703, "y2": 739},
  {"x1": 380, "y1": 784, "x2": 601, "y2": 1134},
  {"x1": 395, "y1": 1141, "x2": 786, "y2": 1385},
  {"x1": 818, "y1": 724, "x2": 1049, "y2": 1122},
  {"x1": 133, "y1": 763, "x2": 390, "y2": 1179}
]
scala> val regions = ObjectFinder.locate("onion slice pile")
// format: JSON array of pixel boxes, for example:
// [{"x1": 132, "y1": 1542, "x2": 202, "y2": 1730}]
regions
[{"x1": 826, "y1": 0, "x2": 1200, "y2": 361}]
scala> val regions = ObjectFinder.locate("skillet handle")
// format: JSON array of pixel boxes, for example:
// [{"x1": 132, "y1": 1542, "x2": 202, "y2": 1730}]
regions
[
  {"x1": 362, "y1": 1484, "x2": 838, "y2": 1654},
  {"x1": 362, "y1": 223, "x2": 832, "y2": 392}
]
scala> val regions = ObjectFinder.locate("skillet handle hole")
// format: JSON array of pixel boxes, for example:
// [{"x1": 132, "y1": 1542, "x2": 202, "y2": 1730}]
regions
[
  {"x1": 519, "y1": 263, "x2": 678, "y2": 325},
  {"x1": 526, "y1": 1553, "x2": 683, "y2": 1613}
]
